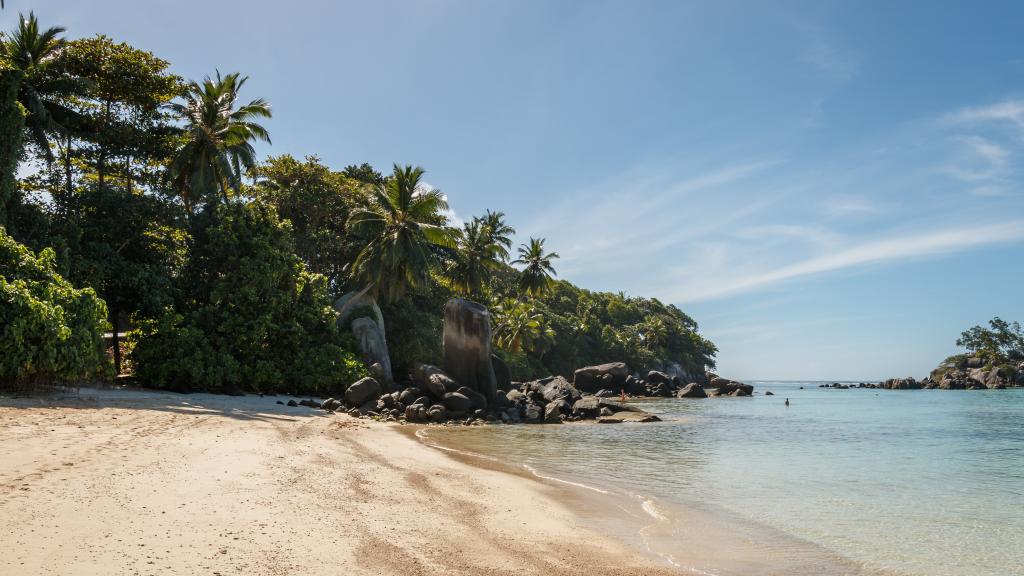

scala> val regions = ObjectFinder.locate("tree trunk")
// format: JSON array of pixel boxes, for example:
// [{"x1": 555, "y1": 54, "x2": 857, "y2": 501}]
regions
[{"x1": 111, "y1": 306, "x2": 121, "y2": 375}]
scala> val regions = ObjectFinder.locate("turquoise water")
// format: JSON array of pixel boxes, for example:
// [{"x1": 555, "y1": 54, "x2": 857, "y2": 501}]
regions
[{"x1": 424, "y1": 383, "x2": 1024, "y2": 576}]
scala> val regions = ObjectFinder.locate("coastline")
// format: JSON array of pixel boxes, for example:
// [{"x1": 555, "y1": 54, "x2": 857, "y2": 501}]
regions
[
  {"x1": 417, "y1": 421, "x2": 889, "y2": 576},
  {"x1": 0, "y1": 387, "x2": 682, "y2": 576}
]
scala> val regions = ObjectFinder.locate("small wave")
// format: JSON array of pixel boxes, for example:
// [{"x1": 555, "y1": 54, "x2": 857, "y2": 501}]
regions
[{"x1": 520, "y1": 463, "x2": 610, "y2": 494}]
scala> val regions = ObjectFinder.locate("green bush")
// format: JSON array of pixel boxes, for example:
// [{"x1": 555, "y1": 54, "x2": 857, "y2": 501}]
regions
[
  {"x1": 130, "y1": 201, "x2": 367, "y2": 395},
  {"x1": 1, "y1": 227, "x2": 109, "y2": 388}
]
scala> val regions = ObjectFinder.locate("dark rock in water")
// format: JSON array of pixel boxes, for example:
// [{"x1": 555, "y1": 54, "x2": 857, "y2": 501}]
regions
[
  {"x1": 597, "y1": 411, "x2": 661, "y2": 423},
  {"x1": 543, "y1": 402, "x2": 564, "y2": 423},
  {"x1": 443, "y1": 298, "x2": 498, "y2": 408},
  {"x1": 456, "y1": 386, "x2": 488, "y2": 411},
  {"x1": 708, "y1": 377, "x2": 754, "y2": 396},
  {"x1": 573, "y1": 362, "x2": 629, "y2": 393},
  {"x1": 881, "y1": 377, "x2": 921, "y2": 390},
  {"x1": 491, "y1": 354, "x2": 512, "y2": 393},
  {"x1": 676, "y1": 383, "x2": 708, "y2": 399},
  {"x1": 599, "y1": 407, "x2": 614, "y2": 416},
  {"x1": 647, "y1": 370, "x2": 671, "y2": 385},
  {"x1": 442, "y1": 392, "x2": 473, "y2": 414},
  {"x1": 286, "y1": 399, "x2": 298, "y2": 407},
  {"x1": 524, "y1": 402, "x2": 542, "y2": 423},
  {"x1": 540, "y1": 376, "x2": 582, "y2": 405},
  {"x1": 765, "y1": 391, "x2": 774, "y2": 396},
  {"x1": 598, "y1": 400, "x2": 645, "y2": 414},
  {"x1": 298, "y1": 399, "x2": 319, "y2": 408},
  {"x1": 345, "y1": 377, "x2": 383, "y2": 407},
  {"x1": 321, "y1": 398, "x2": 343, "y2": 411},
  {"x1": 572, "y1": 396, "x2": 602, "y2": 418},
  {"x1": 276, "y1": 400, "x2": 284, "y2": 405}
]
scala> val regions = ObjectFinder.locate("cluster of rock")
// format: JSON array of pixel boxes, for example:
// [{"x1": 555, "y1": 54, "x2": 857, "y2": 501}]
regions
[
  {"x1": 303, "y1": 362, "x2": 662, "y2": 426},
  {"x1": 873, "y1": 356, "x2": 1024, "y2": 390}
]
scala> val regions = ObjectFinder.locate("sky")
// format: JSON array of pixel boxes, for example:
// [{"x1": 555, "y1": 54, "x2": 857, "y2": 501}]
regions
[{"x1": 8, "y1": 0, "x2": 1024, "y2": 380}]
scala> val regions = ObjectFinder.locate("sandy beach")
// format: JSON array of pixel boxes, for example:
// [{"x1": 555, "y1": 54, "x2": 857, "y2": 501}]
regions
[{"x1": 0, "y1": 387, "x2": 682, "y2": 576}]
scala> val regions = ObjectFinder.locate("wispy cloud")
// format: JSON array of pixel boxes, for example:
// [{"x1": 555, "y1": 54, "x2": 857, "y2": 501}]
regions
[
  {"x1": 945, "y1": 99, "x2": 1024, "y2": 130},
  {"x1": 665, "y1": 220, "x2": 1024, "y2": 302}
]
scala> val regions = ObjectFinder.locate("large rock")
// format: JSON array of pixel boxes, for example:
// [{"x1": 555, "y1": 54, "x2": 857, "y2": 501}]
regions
[
  {"x1": 336, "y1": 291, "x2": 394, "y2": 392},
  {"x1": 442, "y1": 392, "x2": 473, "y2": 414},
  {"x1": 708, "y1": 377, "x2": 754, "y2": 396},
  {"x1": 571, "y1": 396, "x2": 602, "y2": 418},
  {"x1": 455, "y1": 386, "x2": 488, "y2": 411},
  {"x1": 647, "y1": 370, "x2": 671, "y2": 385},
  {"x1": 443, "y1": 299, "x2": 498, "y2": 408},
  {"x1": 540, "y1": 376, "x2": 582, "y2": 405},
  {"x1": 543, "y1": 401, "x2": 565, "y2": 424},
  {"x1": 597, "y1": 411, "x2": 661, "y2": 423},
  {"x1": 676, "y1": 383, "x2": 708, "y2": 398},
  {"x1": 573, "y1": 362, "x2": 629, "y2": 393},
  {"x1": 491, "y1": 354, "x2": 512, "y2": 392},
  {"x1": 345, "y1": 377, "x2": 383, "y2": 407}
]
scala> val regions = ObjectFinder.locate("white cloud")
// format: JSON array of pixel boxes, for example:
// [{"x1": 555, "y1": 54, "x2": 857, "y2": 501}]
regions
[
  {"x1": 665, "y1": 220, "x2": 1024, "y2": 303},
  {"x1": 946, "y1": 99, "x2": 1024, "y2": 130}
]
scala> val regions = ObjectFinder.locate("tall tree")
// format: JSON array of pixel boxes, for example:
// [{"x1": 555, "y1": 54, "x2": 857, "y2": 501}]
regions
[
  {"x1": 0, "y1": 69, "x2": 22, "y2": 225},
  {"x1": 447, "y1": 216, "x2": 505, "y2": 298},
  {"x1": 0, "y1": 12, "x2": 85, "y2": 162},
  {"x1": 480, "y1": 210, "x2": 515, "y2": 261},
  {"x1": 253, "y1": 154, "x2": 369, "y2": 293},
  {"x1": 166, "y1": 71, "x2": 270, "y2": 212},
  {"x1": 512, "y1": 237, "x2": 559, "y2": 297},
  {"x1": 346, "y1": 164, "x2": 456, "y2": 303}
]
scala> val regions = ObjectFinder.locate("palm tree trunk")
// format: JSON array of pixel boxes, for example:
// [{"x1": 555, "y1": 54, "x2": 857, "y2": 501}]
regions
[{"x1": 110, "y1": 305, "x2": 121, "y2": 375}]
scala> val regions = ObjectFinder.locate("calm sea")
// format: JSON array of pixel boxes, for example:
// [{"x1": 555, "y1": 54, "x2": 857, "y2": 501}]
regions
[{"x1": 421, "y1": 382, "x2": 1024, "y2": 576}]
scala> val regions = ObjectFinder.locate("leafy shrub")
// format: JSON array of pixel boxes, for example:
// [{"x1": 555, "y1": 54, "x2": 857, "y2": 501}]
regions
[
  {"x1": 1, "y1": 227, "x2": 109, "y2": 388},
  {"x1": 130, "y1": 201, "x2": 367, "y2": 395}
]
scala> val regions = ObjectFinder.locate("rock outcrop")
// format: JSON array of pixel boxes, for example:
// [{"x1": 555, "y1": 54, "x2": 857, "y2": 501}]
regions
[
  {"x1": 442, "y1": 299, "x2": 498, "y2": 408},
  {"x1": 573, "y1": 362, "x2": 629, "y2": 393},
  {"x1": 335, "y1": 291, "x2": 394, "y2": 391}
]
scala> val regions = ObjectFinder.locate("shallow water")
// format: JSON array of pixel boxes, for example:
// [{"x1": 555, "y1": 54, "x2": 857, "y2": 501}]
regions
[{"x1": 423, "y1": 383, "x2": 1024, "y2": 576}]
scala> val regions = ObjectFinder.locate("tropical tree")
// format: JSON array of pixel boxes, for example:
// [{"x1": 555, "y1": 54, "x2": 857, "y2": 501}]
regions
[
  {"x1": 346, "y1": 164, "x2": 457, "y2": 303},
  {"x1": 447, "y1": 216, "x2": 505, "y2": 298},
  {"x1": 481, "y1": 210, "x2": 515, "y2": 261},
  {"x1": 166, "y1": 71, "x2": 270, "y2": 212},
  {"x1": 0, "y1": 12, "x2": 86, "y2": 162},
  {"x1": 512, "y1": 237, "x2": 559, "y2": 297},
  {"x1": 491, "y1": 298, "x2": 555, "y2": 355}
]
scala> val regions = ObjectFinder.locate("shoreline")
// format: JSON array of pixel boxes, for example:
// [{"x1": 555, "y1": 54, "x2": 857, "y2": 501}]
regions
[
  {"x1": 0, "y1": 387, "x2": 683, "y2": 575},
  {"x1": 416, "y1": 411, "x2": 894, "y2": 576}
]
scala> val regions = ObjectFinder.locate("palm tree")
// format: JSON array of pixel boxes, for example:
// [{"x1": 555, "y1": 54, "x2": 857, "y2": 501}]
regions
[
  {"x1": 492, "y1": 298, "x2": 555, "y2": 354},
  {"x1": 447, "y1": 217, "x2": 505, "y2": 298},
  {"x1": 0, "y1": 12, "x2": 85, "y2": 162},
  {"x1": 166, "y1": 71, "x2": 271, "y2": 212},
  {"x1": 480, "y1": 210, "x2": 515, "y2": 261},
  {"x1": 346, "y1": 164, "x2": 457, "y2": 303},
  {"x1": 512, "y1": 237, "x2": 559, "y2": 297}
]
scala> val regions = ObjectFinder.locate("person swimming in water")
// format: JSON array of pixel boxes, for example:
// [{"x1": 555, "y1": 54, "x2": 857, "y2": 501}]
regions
[{"x1": 785, "y1": 398, "x2": 790, "y2": 406}]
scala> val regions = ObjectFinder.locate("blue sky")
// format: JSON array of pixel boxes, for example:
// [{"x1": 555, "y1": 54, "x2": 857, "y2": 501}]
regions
[{"x1": 9, "y1": 1, "x2": 1024, "y2": 380}]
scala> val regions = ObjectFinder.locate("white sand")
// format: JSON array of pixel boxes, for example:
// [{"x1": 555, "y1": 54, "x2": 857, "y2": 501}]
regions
[{"x1": 0, "y1": 387, "x2": 682, "y2": 575}]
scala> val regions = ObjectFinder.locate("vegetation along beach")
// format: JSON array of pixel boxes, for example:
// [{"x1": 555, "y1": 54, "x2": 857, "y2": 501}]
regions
[{"x1": 3, "y1": 2, "x2": 1024, "y2": 575}]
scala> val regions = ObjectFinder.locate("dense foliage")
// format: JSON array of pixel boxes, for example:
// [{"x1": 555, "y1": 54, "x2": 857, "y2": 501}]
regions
[
  {"x1": 1, "y1": 226, "x2": 108, "y2": 388},
  {"x1": 956, "y1": 317, "x2": 1024, "y2": 365},
  {"x1": 1, "y1": 12, "x2": 717, "y2": 393},
  {"x1": 130, "y1": 202, "x2": 366, "y2": 394}
]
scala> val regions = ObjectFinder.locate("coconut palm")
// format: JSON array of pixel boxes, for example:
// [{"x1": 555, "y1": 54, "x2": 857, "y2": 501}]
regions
[
  {"x1": 512, "y1": 237, "x2": 559, "y2": 297},
  {"x1": 346, "y1": 164, "x2": 458, "y2": 303},
  {"x1": 0, "y1": 12, "x2": 85, "y2": 161},
  {"x1": 447, "y1": 217, "x2": 506, "y2": 298},
  {"x1": 166, "y1": 71, "x2": 271, "y2": 212},
  {"x1": 480, "y1": 210, "x2": 515, "y2": 261},
  {"x1": 492, "y1": 298, "x2": 555, "y2": 355}
]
